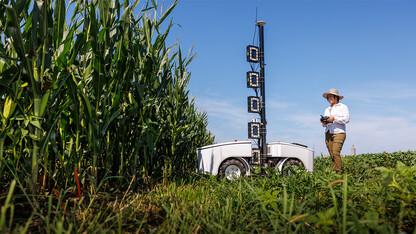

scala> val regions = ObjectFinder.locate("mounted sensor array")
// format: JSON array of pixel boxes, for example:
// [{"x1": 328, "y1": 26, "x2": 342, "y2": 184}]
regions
[{"x1": 247, "y1": 21, "x2": 267, "y2": 164}]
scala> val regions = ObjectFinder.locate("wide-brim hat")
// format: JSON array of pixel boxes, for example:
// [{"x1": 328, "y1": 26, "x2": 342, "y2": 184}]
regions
[{"x1": 322, "y1": 89, "x2": 344, "y2": 100}]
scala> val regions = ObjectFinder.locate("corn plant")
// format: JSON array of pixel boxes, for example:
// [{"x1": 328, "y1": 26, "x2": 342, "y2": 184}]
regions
[{"x1": 0, "y1": 0, "x2": 214, "y2": 195}]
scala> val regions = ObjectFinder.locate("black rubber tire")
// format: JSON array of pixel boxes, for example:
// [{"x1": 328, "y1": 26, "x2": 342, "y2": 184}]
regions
[
  {"x1": 218, "y1": 159, "x2": 246, "y2": 180},
  {"x1": 281, "y1": 159, "x2": 303, "y2": 176}
]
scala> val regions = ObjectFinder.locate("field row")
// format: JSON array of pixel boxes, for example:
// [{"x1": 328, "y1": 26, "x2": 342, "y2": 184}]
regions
[{"x1": 1, "y1": 151, "x2": 415, "y2": 233}]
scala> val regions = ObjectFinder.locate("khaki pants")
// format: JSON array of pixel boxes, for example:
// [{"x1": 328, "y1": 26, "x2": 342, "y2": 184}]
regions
[{"x1": 325, "y1": 131, "x2": 346, "y2": 174}]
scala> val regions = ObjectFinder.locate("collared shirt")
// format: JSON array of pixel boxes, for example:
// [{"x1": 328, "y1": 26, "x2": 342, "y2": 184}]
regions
[{"x1": 324, "y1": 103, "x2": 350, "y2": 134}]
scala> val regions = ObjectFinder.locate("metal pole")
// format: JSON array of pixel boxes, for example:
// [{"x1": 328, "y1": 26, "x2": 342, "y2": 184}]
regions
[{"x1": 256, "y1": 21, "x2": 267, "y2": 165}]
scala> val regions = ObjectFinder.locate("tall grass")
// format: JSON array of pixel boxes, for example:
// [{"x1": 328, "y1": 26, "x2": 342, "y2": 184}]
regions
[
  {"x1": 142, "y1": 151, "x2": 416, "y2": 233},
  {"x1": 1, "y1": 151, "x2": 415, "y2": 232},
  {"x1": 0, "y1": 0, "x2": 214, "y2": 195}
]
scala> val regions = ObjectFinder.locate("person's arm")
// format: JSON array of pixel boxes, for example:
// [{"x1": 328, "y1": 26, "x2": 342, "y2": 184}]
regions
[
  {"x1": 332, "y1": 104, "x2": 349, "y2": 124},
  {"x1": 322, "y1": 108, "x2": 330, "y2": 126}
]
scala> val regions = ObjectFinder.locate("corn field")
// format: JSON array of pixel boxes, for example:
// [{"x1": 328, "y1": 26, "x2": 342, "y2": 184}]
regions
[{"x1": 0, "y1": 0, "x2": 214, "y2": 195}]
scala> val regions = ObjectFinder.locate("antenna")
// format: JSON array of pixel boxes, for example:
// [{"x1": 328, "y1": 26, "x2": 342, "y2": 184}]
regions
[{"x1": 253, "y1": 8, "x2": 258, "y2": 45}]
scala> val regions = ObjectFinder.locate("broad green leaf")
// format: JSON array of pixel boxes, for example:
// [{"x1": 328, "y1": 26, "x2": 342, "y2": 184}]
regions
[
  {"x1": 100, "y1": 109, "x2": 122, "y2": 136},
  {"x1": 3, "y1": 96, "x2": 15, "y2": 119},
  {"x1": 21, "y1": 128, "x2": 29, "y2": 137},
  {"x1": 29, "y1": 134, "x2": 40, "y2": 141},
  {"x1": 156, "y1": 0, "x2": 178, "y2": 27},
  {"x1": 40, "y1": 91, "x2": 50, "y2": 117},
  {"x1": 289, "y1": 213, "x2": 309, "y2": 224},
  {"x1": 11, "y1": 115, "x2": 25, "y2": 121},
  {"x1": 5, "y1": 5, "x2": 26, "y2": 60},
  {"x1": 29, "y1": 119, "x2": 42, "y2": 129}
]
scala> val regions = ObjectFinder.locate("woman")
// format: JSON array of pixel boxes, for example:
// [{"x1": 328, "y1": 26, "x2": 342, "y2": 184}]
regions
[{"x1": 321, "y1": 89, "x2": 350, "y2": 174}]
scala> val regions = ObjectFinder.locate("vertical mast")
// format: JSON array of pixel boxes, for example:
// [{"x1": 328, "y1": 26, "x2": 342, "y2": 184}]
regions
[
  {"x1": 257, "y1": 21, "x2": 267, "y2": 164},
  {"x1": 246, "y1": 21, "x2": 266, "y2": 165}
]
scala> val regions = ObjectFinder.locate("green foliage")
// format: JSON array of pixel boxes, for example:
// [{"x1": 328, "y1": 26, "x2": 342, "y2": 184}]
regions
[
  {"x1": 1, "y1": 151, "x2": 416, "y2": 232},
  {"x1": 0, "y1": 0, "x2": 214, "y2": 195}
]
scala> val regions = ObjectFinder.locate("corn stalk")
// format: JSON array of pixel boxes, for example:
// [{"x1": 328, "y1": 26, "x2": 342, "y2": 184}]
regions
[{"x1": 0, "y1": 0, "x2": 214, "y2": 194}]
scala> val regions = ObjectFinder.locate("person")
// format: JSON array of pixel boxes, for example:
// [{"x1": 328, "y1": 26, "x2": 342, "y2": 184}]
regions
[{"x1": 321, "y1": 89, "x2": 350, "y2": 174}]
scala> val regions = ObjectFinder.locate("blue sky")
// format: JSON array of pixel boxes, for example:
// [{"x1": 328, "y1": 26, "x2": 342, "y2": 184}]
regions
[
  {"x1": 151, "y1": 0, "x2": 416, "y2": 156},
  {"x1": 157, "y1": 0, "x2": 416, "y2": 156}
]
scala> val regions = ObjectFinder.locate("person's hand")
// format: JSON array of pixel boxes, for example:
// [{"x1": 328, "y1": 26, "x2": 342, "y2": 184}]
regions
[{"x1": 327, "y1": 116, "x2": 335, "y2": 123}]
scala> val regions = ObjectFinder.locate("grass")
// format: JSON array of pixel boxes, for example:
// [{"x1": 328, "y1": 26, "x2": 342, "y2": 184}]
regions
[{"x1": 1, "y1": 150, "x2": 415, "y2": 233}]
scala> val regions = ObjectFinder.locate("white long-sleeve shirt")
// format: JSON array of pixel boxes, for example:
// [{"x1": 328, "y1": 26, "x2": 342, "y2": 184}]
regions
[{"x1": 323, "y1": 103, "x2": 350, "y2": 134}]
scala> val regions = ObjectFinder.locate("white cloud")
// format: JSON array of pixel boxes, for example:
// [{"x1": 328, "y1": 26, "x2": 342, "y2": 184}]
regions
[
  {"x1": 346, "y1": 81, "x2": 416, "y2": 104},
  {"x1": 267, "y1": 111, "x2": 416, "y2": 156},
  {"x1": 348, "y1": 114, "x2": 416, "y2": 154},
  {"x1": 197, "y1": 98, "x2": 248, "y2": 126},
  {"x1": 193, "y1": 96, "x2": 251, "y2": 143},
  {"x1": 268, "y1": 99, "x2": 298, "y2": 109}
]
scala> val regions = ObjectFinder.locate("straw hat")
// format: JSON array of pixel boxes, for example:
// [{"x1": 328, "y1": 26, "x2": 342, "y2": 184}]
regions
[{"x1": 322, "y1": 89, "x2": 344, "y2": 100}]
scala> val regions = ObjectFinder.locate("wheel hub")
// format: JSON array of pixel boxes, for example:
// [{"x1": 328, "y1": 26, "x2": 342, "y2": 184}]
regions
[{"x1": 225, "y1": 165, "x2": 241, "y2": 180}]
